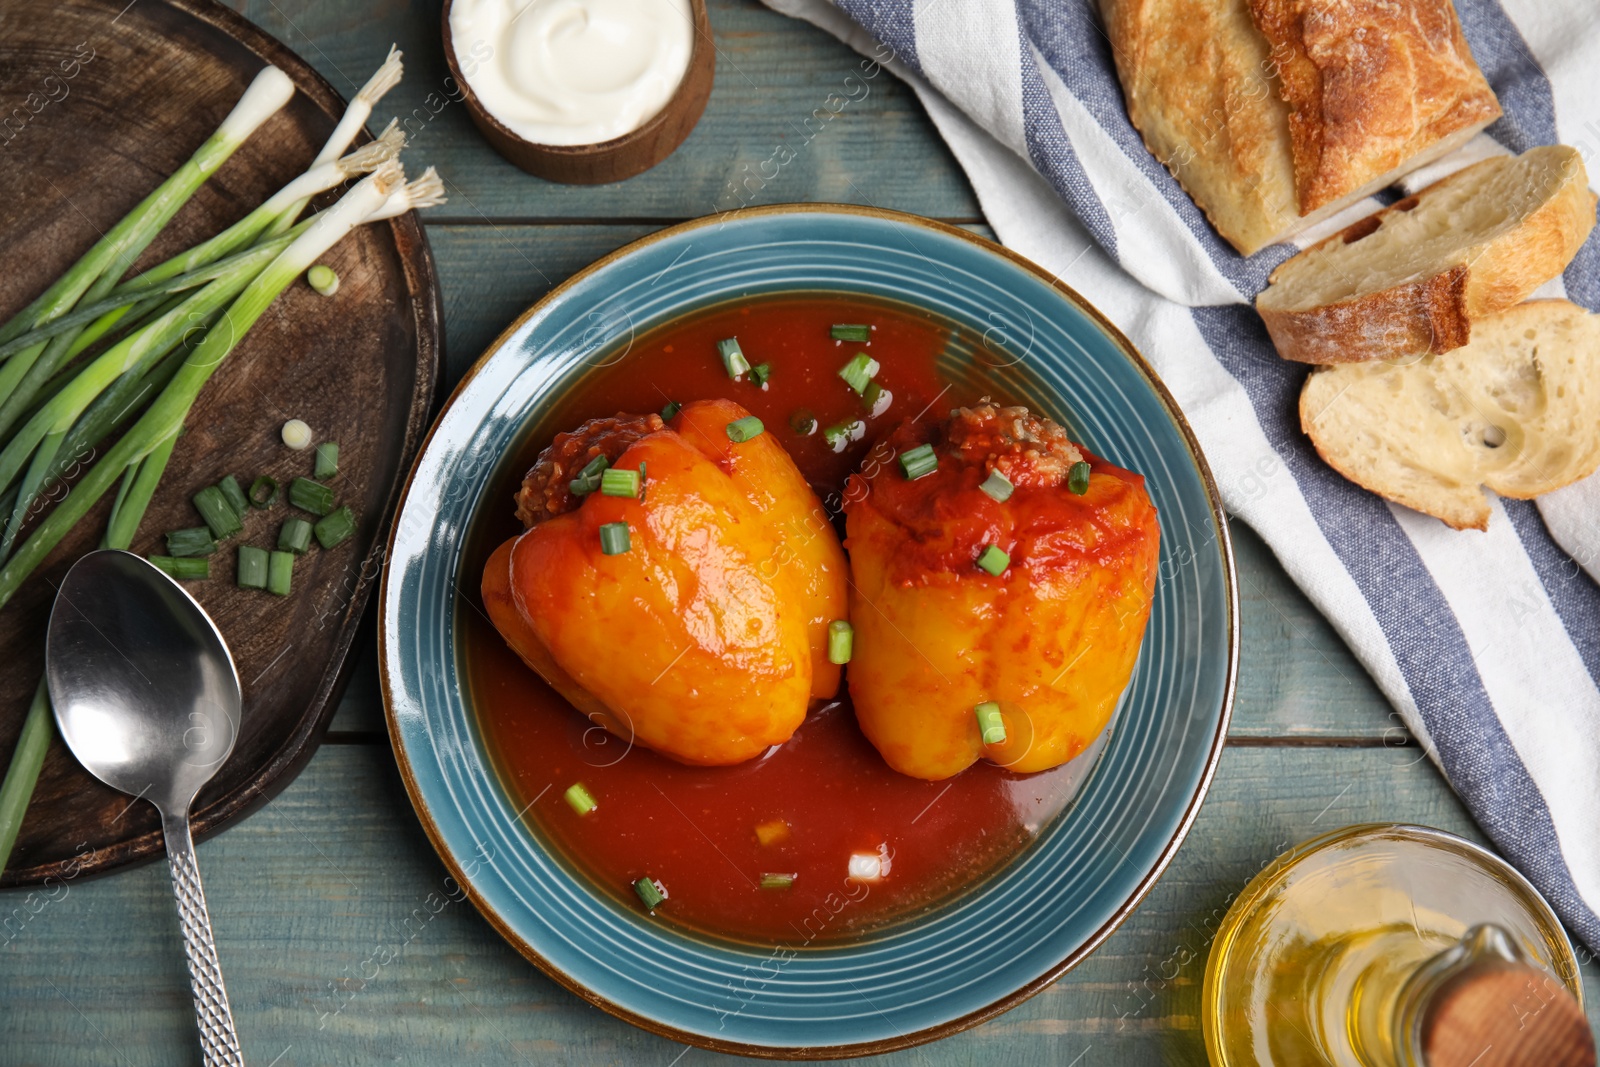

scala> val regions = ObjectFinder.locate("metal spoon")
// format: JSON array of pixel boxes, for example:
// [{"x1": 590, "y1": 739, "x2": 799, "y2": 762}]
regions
[{"x1": 46, "y1": 549, "x2": 244, "y2": 1066}]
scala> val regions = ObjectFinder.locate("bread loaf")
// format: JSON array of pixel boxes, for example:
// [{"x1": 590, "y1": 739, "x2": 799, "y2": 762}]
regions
[
  {"x1": 1258, "y1": 146, "x2": 1597, "y2": 364},
  {"x1": 1103, "y1": 0, "x2": 1501, "y2": 255},
  {"x1": 1300, "y1": 300, "x2": 1600, "y2": 530},
  {"x1": 1247, "y1": 0, "x2": 1501, "y2": 215}
]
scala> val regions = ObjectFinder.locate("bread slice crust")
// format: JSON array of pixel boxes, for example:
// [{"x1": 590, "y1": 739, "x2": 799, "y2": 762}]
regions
[
  {"x1": 1259, "y1": 146, "x2": 1598, "y2": 364},
  {"x1": 1103, "y1": 0, "x2": 1501, "y2": 255},
  {"x1": 1247, "y1": 0, "x2": 1501, "y2": 214},
  {"x1": 1300, "y1": 300, "x2": 1600, "y2": 530},
  {"x1": 1104, "y1": 0, "x2": 1302, "y2": 256}
]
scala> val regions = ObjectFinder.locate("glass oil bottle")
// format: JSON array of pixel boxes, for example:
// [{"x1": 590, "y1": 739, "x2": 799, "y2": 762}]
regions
[{"x1": 1203, "y1": 823, "x2": 1584, "y2": 1067}]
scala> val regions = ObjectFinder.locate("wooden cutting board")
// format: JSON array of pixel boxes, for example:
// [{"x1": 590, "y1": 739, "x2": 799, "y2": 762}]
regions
[{"x1": 0, "y1": 0, "x2": 441, "y2": 885}]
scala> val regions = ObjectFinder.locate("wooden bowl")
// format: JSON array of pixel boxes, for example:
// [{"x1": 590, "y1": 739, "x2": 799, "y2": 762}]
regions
[{"x1": 441, "y1": 0, "x2": 714, "y2": 185}]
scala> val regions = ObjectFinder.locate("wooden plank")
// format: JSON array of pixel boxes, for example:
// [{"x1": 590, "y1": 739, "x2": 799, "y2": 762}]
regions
[
  {"x1": 220, "y1": 0, "x2": 981, "y2": 221},
  {"x1": 326, "y1": 224, "x2": 1397, "y2": 741},
  {"x1": 1229, "y1": 522, "x2": 1395, "y2": 740},
  {"x1": 4, "y1": 744, "x2": 1587, "y2": 1065}
]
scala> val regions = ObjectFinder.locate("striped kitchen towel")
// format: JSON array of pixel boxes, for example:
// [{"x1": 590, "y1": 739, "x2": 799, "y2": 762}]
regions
[{"x1": 760, "y1": 0, "x2": 1600, "y2": 954}]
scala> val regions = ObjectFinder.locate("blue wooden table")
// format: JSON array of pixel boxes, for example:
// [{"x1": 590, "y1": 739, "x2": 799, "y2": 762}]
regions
[{"x1": 2, "y1": 2, "x2": 1596, "y2": 1064}]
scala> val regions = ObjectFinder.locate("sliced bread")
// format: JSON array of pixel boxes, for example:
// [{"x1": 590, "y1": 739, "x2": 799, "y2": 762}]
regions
[
  {"x1": 1300, "y1": 300, "x2": 1600, "y2": 531},
  {"x1": 1103, "y1": 0, "x2": 1501, "y2": 256},
  {"x1": 1258, "y1": 146, "x2": 1597, "y2": 364}
]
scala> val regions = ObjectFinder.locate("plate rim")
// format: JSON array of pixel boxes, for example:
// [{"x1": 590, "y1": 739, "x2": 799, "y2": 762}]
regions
[
  {"x1": 377, "y1": 202, "x2": 1238, "y2": 1059},
  {"x1": 0, "y1": 0, "x2": 443, "y2": 888}
]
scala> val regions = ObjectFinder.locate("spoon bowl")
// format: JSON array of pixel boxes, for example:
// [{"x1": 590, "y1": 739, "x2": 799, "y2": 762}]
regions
[
  {"x1": 47, "y1": 550, "x2": 240, "y2": 813},
  {"x1": 46, "y1": 549, "x2": 245, "y2": 1065}
]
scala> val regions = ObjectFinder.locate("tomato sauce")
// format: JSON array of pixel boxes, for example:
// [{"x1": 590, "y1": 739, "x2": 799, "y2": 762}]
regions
[{"x1": 461, "y1": 294, "x2": 1101, "y2": 944}]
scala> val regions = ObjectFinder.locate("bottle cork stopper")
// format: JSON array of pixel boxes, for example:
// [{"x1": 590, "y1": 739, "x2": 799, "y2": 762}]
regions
[{"x1": 1421, "y1": 959, "x2": 1595, "y2": 1067}]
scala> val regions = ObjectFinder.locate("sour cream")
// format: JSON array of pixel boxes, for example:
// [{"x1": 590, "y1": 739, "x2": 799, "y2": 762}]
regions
[{"x1": 450, "y1": 0, "x2": 694, "y2": 146}]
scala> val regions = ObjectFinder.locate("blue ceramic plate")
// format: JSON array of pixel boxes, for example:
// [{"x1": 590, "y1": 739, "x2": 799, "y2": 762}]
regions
[{"x1": 379, "y1": 205, "x2": 1237, "y2": 1057}]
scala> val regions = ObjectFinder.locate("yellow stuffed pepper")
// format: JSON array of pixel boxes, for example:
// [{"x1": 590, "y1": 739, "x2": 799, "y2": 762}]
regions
[
  {"x1": 482, "y1": 398, "x2": 848, "y2": 766},
  {"x1": 842, "y1": 401, "x2": 1160, "y2": 780}
]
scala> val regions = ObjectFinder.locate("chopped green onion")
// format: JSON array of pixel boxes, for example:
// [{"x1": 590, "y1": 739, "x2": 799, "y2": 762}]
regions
[
  {"x1": 1068, "y1": 461, "x2": 1091, "y2": 495},
  {"x1": 217, "y1": 474, "x2": 248, "y2": 515},
  {"x1": 789, "y1": 409, "x2": 818, "y2": 436},
  {"x1": 976, "y1": 544, "x2": 1010, "y2": 576},
  {"x1": 248, "y1": 476, "x2": 279, "y2": 508},
  {"x1": 306, "y1": 264, "x2": 339, "y2": 296},
  {"x1": 639, "y1": 461, "x2": 648, "y2": 504},
  {"x1": 750, "y1": 362, "x2": 772, "y2": 388},
  {"x1": 192, "y1": 485, "x2": 242, "y2": 539},
  {"x1": 975, "y1": 701, "x2": 1006, "y2": 745},
  {"x1": 165, "y1": 527, "x2": 217, "y2": 558},
  {"x1": 281, "y1": 418, "x2": 313, "y2": 450},
  {"x1": 600, "y1": 468, "x2": 641, "y2": 498},
  {"x1": 726, "y1": 416, "x2": 765, "y2": 443},
  {"x1": 830, "y1": 324, "x2": 871, "y2": 342},
  {"x1": 266, "y1": 550, "x2": 294, "y2": 596},
  {"x1": 634, "y1": 876, "x2": 666, "y2": 911},
  {"x1": 278, "y1": 517, "x2": 313, "y2": 554},
  {"x1": 660, "y1": 400, "x2": 680, "y2": 421},
  {"x1": 313, "y1": 505, "x2": 356, "y2": 549},
  {"x1": 147, "y1": 555, "x2": 209, "y2": 581},
  {"x1": 980, "y1": 469, "x2": 1014, "y2": 502},
  {"x1": 599, "y1": 522, "x2": 630, "y2": 555},
  {"x1": 288, "y1": 476, "x2": 335, "y2": 515},
  {"x1": 861, "y1": 380, "x2": 892, "y2": 416},
  {"x1": 837, "y1": 352, "x2": 879, "y2": 394},
  {"x1": 827, "y1": 620, "x2": 854, "y2": 665},
  {"x1": 717, "y1": 337, "x2": 750, "y2": 379},
  {"x1": 760, "y1": 873, "x2": 796, "y2": 890},
  {"x1": 898, "y1": 444, "x2": 938, "y2": 480},
  {"x1": 237, "y1": 545, "x2": 269, "y2": 590},
  {"x1": 314, "y1": 441, "x2": 339, "y2": 480},
  {"x1": 569, "y1": 454, "x2": 609, "y2": 496},
  {"x1": 564, "y1": 782, "x2": 598, "y2": 815},
  {"x1": 822, "y1": 419, "x2": 865, "y2": 453}
]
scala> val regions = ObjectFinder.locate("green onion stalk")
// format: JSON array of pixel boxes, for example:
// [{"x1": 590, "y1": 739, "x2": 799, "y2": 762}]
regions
[
  {"x1": 0, "y1": 70, "x2": 296, "y2": 456},
  {"x1": 106, "y1": 121, "x2": 403, "y2": 301},
  {"x1": 0, "y1": 163, "x2": 402, "y2": 615},
  {"x1": 0, "y1": 237, "x2": 296, "y2": 363},
  {"x1": 0, "y1": 244, "x2": 282, "y2": 494},
  {"x1": 0, "y1": 128, "x2": 401, "y2": 370},
  {"x1": 0, "y1": 682, "x2": 50, "y2": 868},
  {"x1": 0, "y1": 67, "x2": 294, "y2": 351},
  {"x1": 267, "y1": 45, "x2": 403, "y2": 237},
  {"x1": 0, "y1": 159, "x2": 449, "y2": 565},
  {"x1": 2, "y1": 124, "x2": 406, "y2": 380},
  {"x1": 369, "y1": 166, "x2": 446, "y2": 221},
  {"x1": 0, "y1": 144, "x2": 425, "y2": 554},
  {"x1": 0, "y1": 255, "x2": 279, "y2": 557}
]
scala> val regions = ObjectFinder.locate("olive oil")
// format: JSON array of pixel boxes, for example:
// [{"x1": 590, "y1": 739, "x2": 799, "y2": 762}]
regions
[{"x1": 1203, "y1": 824, "x2": 1582, "y2": 1067}]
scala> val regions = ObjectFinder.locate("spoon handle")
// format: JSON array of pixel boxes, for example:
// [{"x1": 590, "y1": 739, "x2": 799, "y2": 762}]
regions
[{"x1": 162, "y1": 811, "x2": 244, "y2": 1067}]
